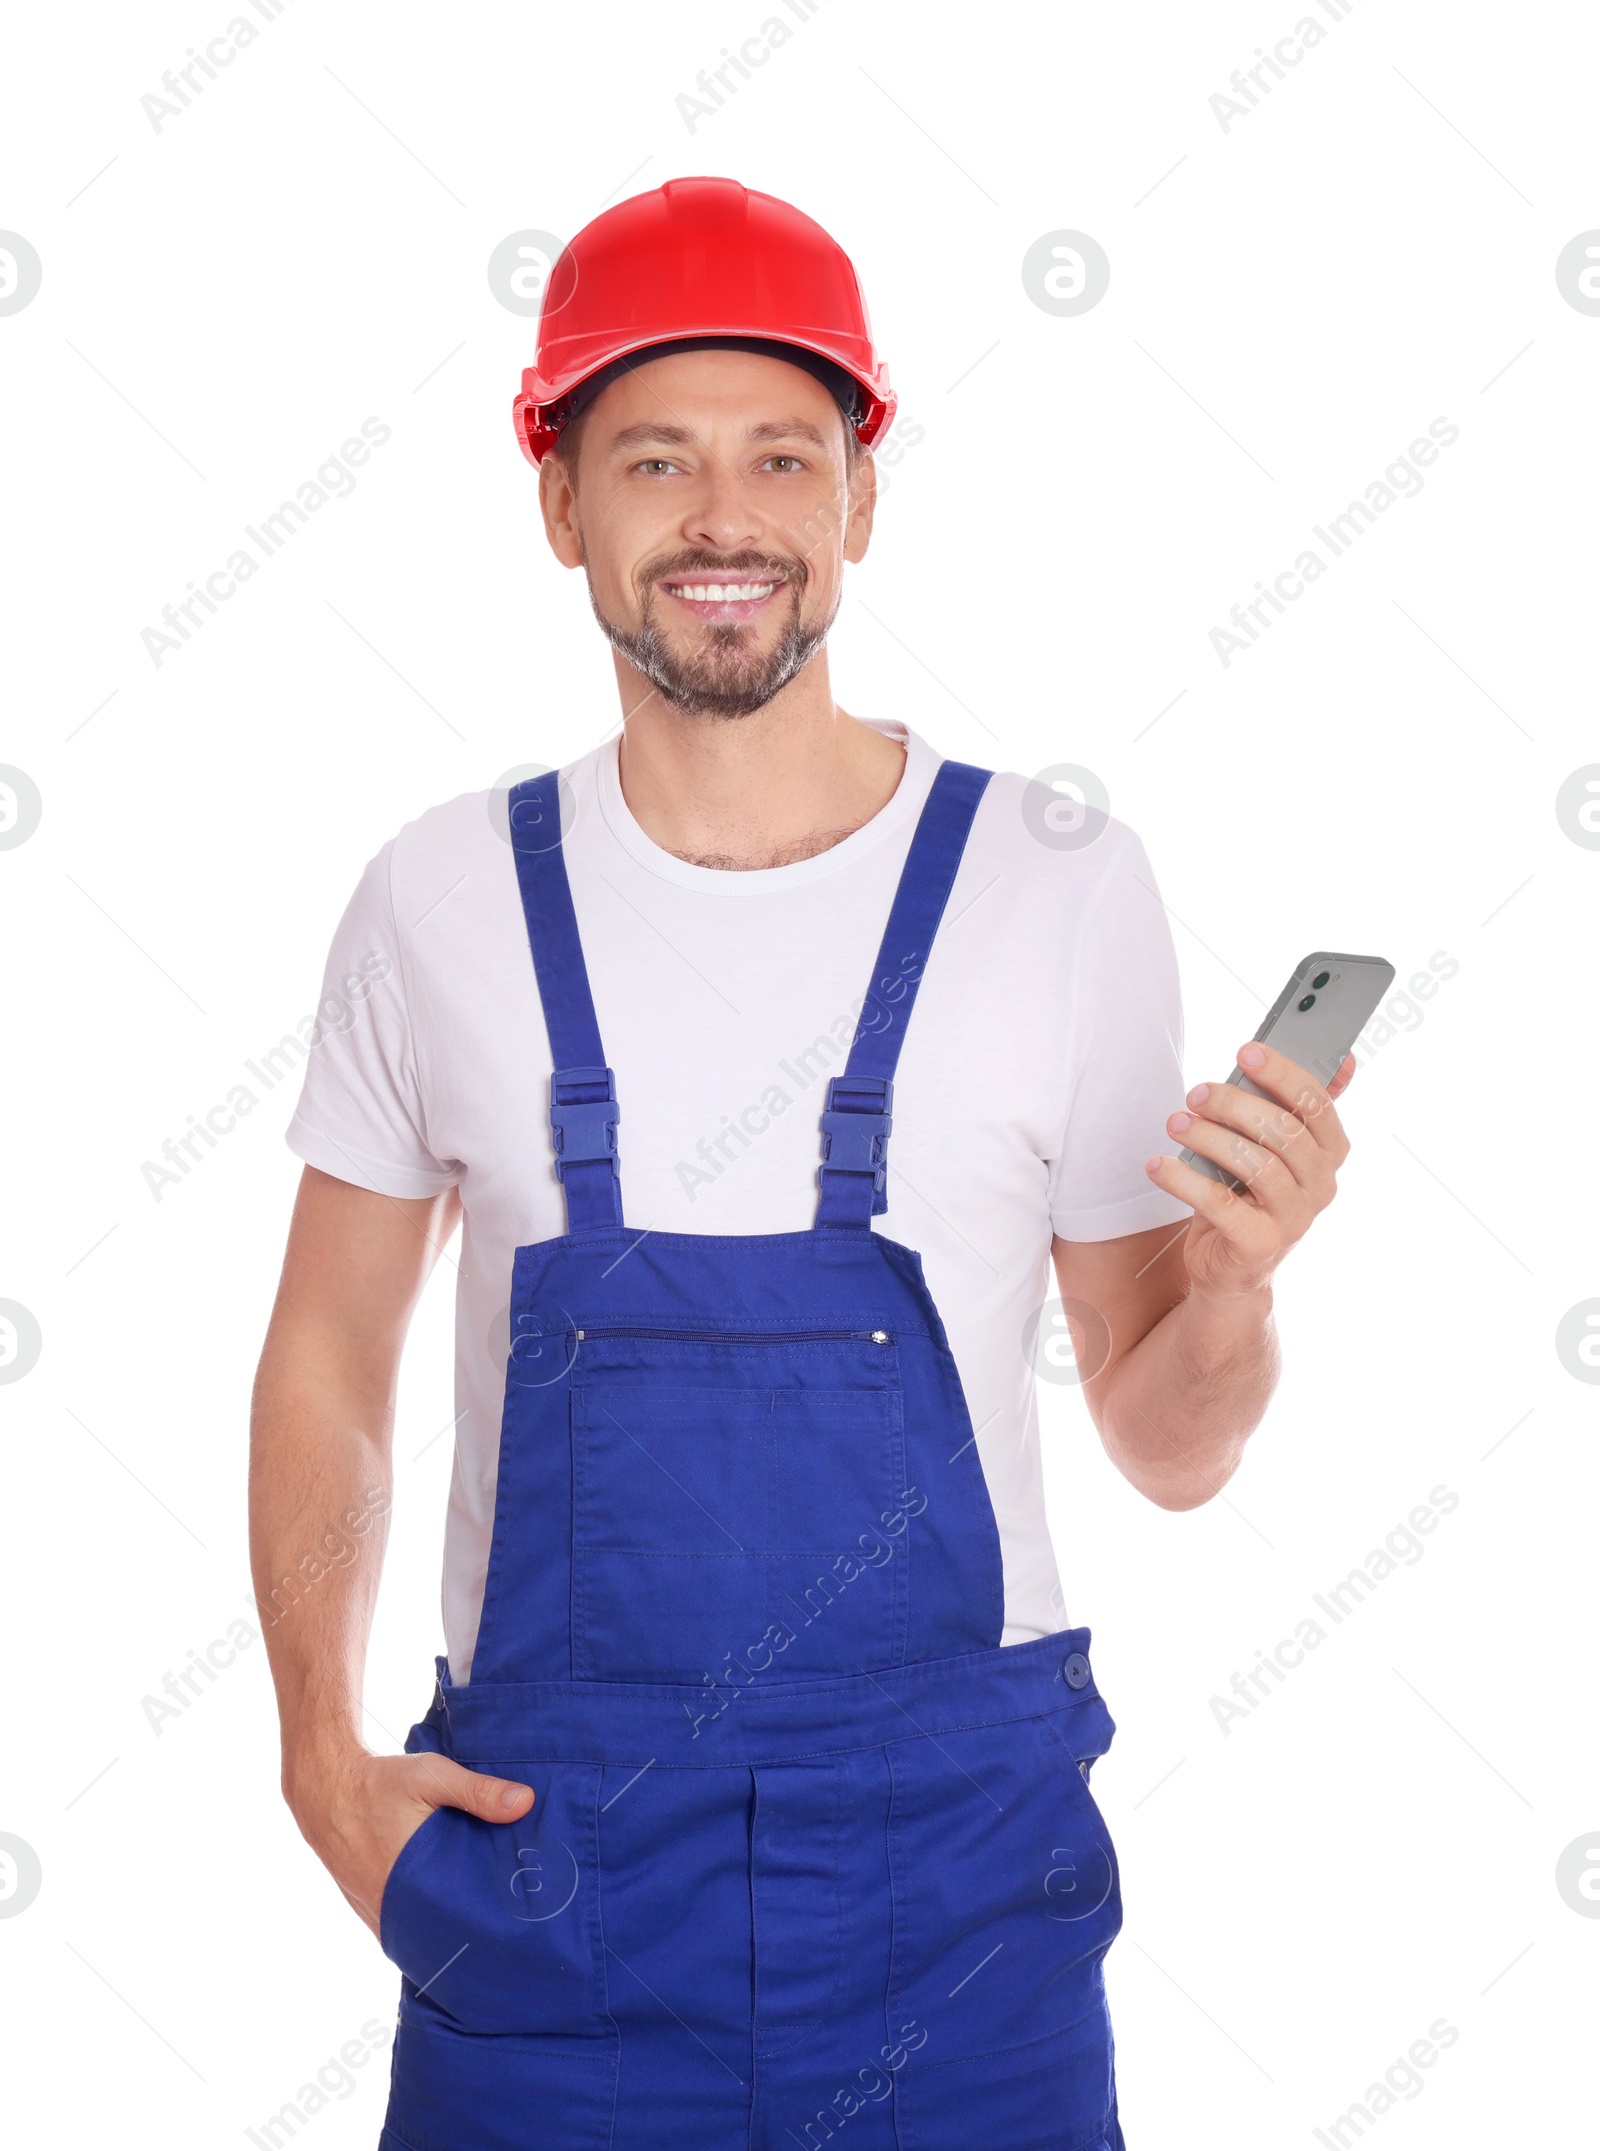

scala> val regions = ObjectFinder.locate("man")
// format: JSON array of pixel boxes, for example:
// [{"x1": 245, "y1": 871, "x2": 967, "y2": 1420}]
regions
[{"x1": 251, "y1": 177, "x2": 1355, "y2": 2151}]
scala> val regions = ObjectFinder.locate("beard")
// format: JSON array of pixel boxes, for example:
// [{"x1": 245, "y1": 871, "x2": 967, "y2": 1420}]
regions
[{"x1": 587, "y1": 566, "x2": 837, "y2": 719}]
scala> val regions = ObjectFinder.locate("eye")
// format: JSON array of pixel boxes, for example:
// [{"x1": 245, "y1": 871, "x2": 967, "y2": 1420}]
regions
[
  {"x1": 635, "y1": 457, "x2": 681, "y2": 475},
  {"x1": 762, "y1": 454, "x2": 804, "y2": 472}
]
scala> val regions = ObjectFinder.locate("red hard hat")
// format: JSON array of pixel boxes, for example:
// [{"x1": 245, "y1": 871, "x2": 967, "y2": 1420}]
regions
[{"x1": 512, "y1": 176, "x2": 896, "y2": 466}]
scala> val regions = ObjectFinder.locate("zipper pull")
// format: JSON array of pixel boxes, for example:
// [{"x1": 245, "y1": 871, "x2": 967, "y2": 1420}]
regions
[{"x1": 870, "y1": 1330, "x2": 890, "y2": 1344}]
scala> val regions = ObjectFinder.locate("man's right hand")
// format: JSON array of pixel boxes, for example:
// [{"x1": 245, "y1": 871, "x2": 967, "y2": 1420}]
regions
[{"x1": 286, "y1": 1747, "x2": 535, "y2": 1939}]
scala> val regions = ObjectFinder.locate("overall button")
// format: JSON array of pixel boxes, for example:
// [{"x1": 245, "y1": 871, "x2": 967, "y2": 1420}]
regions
[{"x1": 1062, "y1": 1651, "x2": 1091, "y2": 1690}]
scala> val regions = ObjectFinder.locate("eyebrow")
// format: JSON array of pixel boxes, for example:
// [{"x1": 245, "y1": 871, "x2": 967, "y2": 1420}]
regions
[{"x1": 604, "y1": 418, "x2": 836, "y2": 456}]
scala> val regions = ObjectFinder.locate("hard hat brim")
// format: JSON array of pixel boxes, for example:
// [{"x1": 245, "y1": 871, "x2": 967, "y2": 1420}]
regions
[{"x1": 514, "y1": 329, "x2": 894, "y2": 467}]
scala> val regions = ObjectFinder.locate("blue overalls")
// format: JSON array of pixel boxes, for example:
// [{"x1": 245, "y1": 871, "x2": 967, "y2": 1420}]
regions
[{"x1": 377, "y1": 760, "x2": 1129, "y2": 2151}]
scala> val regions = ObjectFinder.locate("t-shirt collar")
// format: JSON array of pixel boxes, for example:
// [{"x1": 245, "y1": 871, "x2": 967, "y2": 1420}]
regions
[{"x1": 592, "y1": 719, "x2": 937, "y2": 894}]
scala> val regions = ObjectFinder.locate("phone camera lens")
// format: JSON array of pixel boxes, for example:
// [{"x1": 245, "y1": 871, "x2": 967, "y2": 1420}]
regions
[
  {"x1": 1312, "y1": 970, "x2": 1331, "y2": 988},
  {"x1": 1297, "y1": 994, "x2": 1316, "y2": 1012}
]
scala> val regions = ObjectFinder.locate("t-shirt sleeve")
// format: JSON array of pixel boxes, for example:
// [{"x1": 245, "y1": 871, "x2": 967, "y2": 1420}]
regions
[
  {"x1": 283, "y1": 841, "x2": 460, "y2": 1199},
  {"x1": 1046, "y1": 826, "x2": 1194, "y2": 1242}
]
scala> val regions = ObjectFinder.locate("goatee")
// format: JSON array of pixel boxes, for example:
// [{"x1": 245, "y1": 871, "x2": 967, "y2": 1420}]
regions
[{"x1": 589, "y1": 583, "x2": 836, "y2": 719}]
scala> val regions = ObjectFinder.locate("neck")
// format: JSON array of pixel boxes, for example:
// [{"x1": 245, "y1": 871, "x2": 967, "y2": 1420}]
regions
[{"x1": 611, "y1": 652, "x2": 906, "y2": 870}]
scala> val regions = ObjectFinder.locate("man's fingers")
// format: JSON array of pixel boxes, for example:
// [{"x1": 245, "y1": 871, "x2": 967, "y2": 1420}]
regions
[
  {"x1": 1170, "y1": 1047, "x2": 1348, "y2": 1192},
  {"x1": 1166, "y1": 1114, "x2": 1291, "y2": 1212},
  {"x1": 417, "y1": 1754, "x2": 534, "y2": 1820},
  {"x1": 1232, "y1": 1042, "x2": 1348, "y2": 1158}
]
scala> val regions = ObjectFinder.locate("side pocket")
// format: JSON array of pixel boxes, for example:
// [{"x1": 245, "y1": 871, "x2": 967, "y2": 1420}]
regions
[
  {"x1": 1041, "y1": 1715, "x2": 1121, "y2": 1937},
  {"x1": 378, "y1": 1803, "x2": 448, "y2": 1948},
  {"x1": 378, "y1": 1763, "x2": 610, "y2": 2039},
  {"x1": 887, "y1": 1712, "x2": 1122, "y2": 2065}
]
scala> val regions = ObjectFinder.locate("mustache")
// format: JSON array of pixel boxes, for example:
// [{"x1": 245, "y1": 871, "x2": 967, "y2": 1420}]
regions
[{"x1": 642, "y1": 553, "x2": 807, "y2": 586}]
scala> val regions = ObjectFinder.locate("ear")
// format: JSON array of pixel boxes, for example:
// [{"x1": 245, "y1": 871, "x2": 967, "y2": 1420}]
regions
[
  {"x1": 538, "y1": 450, "x2": 585, "y2": 569},
  {"x1": 843, "y1": 446, "x2": 877, "y2": 565}
]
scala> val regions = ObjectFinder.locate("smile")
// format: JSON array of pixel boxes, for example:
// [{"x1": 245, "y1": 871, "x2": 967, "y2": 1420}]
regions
[{"x1": 660, "y1": 577, "x2": 786, "y2": 622}]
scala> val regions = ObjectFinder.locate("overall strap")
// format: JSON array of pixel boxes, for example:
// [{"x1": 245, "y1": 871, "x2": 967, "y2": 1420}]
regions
[
  {"x1": 507, "y1": 772, "x2": 623, "y2": 1231},
  {"x1": 815, "y1": 759, "x2": 993, "y2": 1228}
]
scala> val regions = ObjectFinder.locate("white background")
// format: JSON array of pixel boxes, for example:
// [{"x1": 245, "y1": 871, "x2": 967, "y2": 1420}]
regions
[{"x1": 2, "y1": 1, "x2": 1596, "y2": 2143}]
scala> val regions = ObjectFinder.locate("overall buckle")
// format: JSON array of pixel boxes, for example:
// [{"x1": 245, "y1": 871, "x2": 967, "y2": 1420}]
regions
[
  {"x1": 817, "y1": 1074, "x2": 893, "y2": 1214},
  {"x1": 549, "y1": 1065, "x2": 620, "y2": 1180}
]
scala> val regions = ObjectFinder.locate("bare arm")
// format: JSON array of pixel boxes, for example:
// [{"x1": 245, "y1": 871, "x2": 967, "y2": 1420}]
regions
[
  {"x1": 1053, "y1": 1219, "x2": 1278, "y2": 1509},
  {"x1": 249, "y1": 1165, "x2": 533, "y2": 1937}
]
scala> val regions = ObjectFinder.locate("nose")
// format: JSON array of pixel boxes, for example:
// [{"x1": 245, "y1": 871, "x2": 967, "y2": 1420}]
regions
[{"x1": 680, "y1": 457, "x2": 766, "y2": 558}]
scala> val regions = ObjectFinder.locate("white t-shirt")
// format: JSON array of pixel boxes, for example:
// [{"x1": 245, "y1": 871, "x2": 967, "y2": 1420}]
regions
[{"x1": 286, "y1": 721, "x2": 1192, "y2": 1681}]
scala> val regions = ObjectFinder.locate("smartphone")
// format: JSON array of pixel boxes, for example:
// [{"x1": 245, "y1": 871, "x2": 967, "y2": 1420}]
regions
[{"x1": 1177, "y1": 952, "x2": 1396, "y2": 1193}]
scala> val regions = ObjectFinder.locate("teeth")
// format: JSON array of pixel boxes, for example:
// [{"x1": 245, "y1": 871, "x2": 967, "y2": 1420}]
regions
[{"x1": 668, "y1": 581, "x2": 776, "y2": 602}]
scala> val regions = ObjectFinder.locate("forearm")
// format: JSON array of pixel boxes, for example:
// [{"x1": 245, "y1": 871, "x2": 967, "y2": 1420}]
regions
[
  {"x1": 1095, "y1": 1280, "x2": 1279, "y2": 1509},
  {"x1": 249, "y1": 1329, "x2": 394, "y2": 1789},
  {"x1": 246, "y1": 1173, "x2": 511, "y2": 1933}
]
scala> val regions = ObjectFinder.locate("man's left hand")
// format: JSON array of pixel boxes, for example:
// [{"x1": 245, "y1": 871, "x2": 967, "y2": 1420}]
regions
[{"x1": 1149, "y1": 1043, "x2": 1357, "y2": 1300}]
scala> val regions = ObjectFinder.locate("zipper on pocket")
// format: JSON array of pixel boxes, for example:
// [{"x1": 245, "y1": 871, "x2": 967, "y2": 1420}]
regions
[{"x1": 570, "y1": 1324, "x2": 894, "y2": 1345}]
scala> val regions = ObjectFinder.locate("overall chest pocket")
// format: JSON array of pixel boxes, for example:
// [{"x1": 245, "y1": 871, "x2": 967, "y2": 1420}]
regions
[{"x1": 570, "y1": 1347, "x2": 908, "y2": 1682}]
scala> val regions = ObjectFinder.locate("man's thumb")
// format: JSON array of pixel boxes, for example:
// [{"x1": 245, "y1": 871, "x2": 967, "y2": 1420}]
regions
[{"x1": 433, "y1": 1757, "x2": 534, "y2": 1820}]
